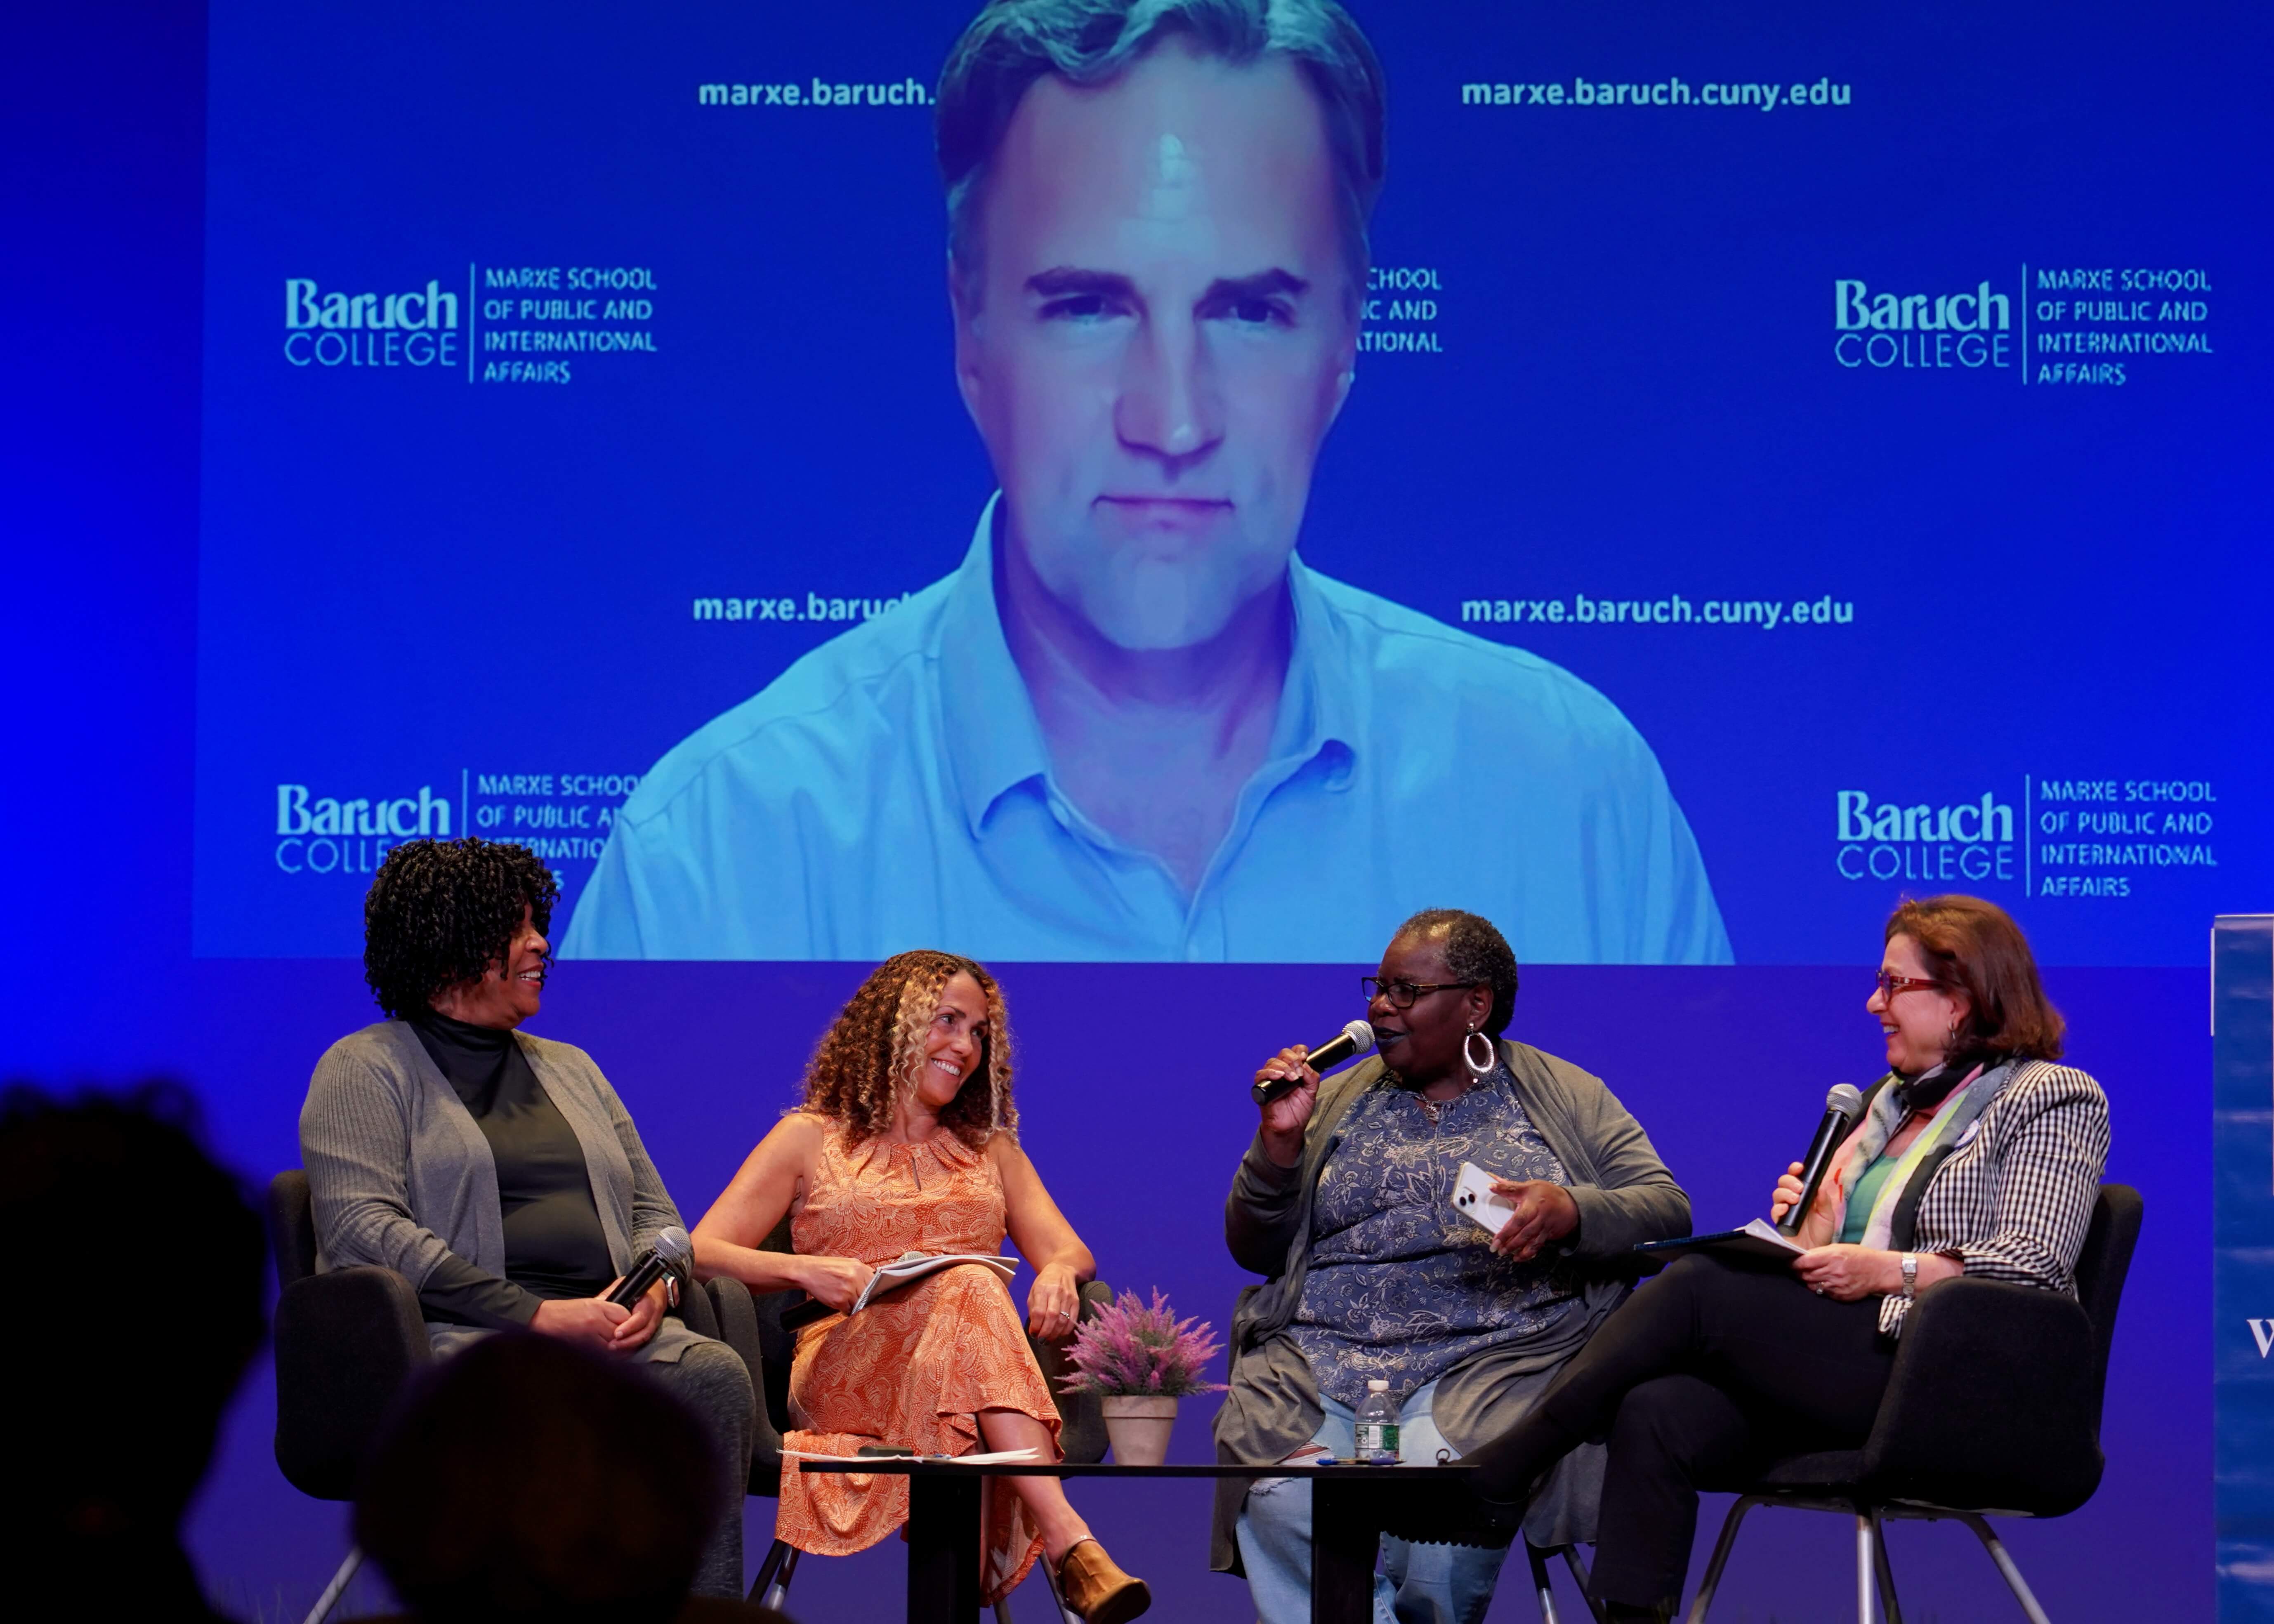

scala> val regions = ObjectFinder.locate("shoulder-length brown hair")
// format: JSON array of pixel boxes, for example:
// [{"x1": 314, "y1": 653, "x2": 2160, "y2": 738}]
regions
[
  {"x1": 1885, "y1": 895, "x2": 2064, "y2": 1061},
  {"x1": 795, "y1": 951, "x2": 1017, "y2": 1150}
]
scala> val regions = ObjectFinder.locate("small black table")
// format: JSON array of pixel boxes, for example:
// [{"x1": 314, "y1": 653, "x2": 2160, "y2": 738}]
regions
[{"x1": 798, "y1": 1459, "x2": 1492, "y2": 1624}]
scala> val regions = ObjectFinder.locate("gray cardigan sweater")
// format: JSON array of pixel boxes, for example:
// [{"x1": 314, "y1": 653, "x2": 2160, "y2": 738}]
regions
[
  {"x1": 300, "y1": 1020, "x2": 701, "y2": 1360},
  {"x1": 1209, "y1": 1036, "x2": 1690, "y2": 1570}
]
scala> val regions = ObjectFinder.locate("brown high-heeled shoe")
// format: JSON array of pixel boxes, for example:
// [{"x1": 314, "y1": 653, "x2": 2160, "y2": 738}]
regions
[{"x1": 1054, "y1": 1536, "x2": 1151, "y2": 1624}]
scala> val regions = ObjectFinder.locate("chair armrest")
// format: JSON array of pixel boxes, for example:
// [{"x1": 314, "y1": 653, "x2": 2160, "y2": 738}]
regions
[
  {"x1": 271, "y1": 1265, "x2": 432, "y2": 1501},
  {"x1": 1031, "y1": 1280, "x2": 1113, "y2": 1465},
  {"x1": 1862, "y1": 1276, "x2": 2103, "y2": 1514},
  {"x1": 702, "y1": 1276, "x2": 787, "y2": 1494}
]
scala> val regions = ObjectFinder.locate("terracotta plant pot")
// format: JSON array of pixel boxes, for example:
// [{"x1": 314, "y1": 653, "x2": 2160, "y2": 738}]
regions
[{"x1": 1099, "y1": 1395, "x2": 1179, "y2": 1466}]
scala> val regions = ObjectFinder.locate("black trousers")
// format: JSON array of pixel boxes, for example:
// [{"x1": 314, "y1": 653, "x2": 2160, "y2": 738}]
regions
[{"x1": 1469, "y1": 1252, "x2": 1897, "y2": 1610}]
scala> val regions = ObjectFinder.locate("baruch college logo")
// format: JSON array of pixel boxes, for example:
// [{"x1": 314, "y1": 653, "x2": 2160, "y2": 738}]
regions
[
  {"x1": 274, "y1": 783, "x2": 455, "y2": 874},
  {"x1": 1835, "y1": 790, "x2": 2017, "y2": 884},
  {"x1": 1833, "y1": 279, "x2": 2012, "y2": 370},
  {"x1": 283, "y1": 278, "x2": 460, "y2": 368}
]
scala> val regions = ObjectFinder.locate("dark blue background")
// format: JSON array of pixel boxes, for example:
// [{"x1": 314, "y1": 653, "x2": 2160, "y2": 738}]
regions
[
  {"x1": 0, "y1": 2, "x2": 2236, "y2": 1617},
  {"x1": 191, "y1": 0, "x2": 2270, "y2": 965}
]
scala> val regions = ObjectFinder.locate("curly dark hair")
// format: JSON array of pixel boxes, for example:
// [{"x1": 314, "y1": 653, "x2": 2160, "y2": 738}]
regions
[
  {"x1": 1394, "y1": 908, "x2": 1520, "y2": 1037},
  {"x1": 796, "y1": 951, "x2": 1017, "y2": 1151},
  {"x1": 364, "y1": 839, "x2": 560, "y2": 1019}
]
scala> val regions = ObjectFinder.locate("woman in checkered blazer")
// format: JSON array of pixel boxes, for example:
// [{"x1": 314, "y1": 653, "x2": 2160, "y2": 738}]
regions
[{"x1": 1465, "y1": 895, "x2": 2109, "y2": 1622}]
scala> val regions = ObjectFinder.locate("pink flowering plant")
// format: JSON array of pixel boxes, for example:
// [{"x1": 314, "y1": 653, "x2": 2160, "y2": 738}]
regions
[{"x1": 1059, "y1": 1289, "x2": 1229, "y2": 1398}]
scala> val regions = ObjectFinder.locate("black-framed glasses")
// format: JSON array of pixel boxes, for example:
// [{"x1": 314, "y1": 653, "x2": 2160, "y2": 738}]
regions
[
  {"x1": 1873, "y1": 971, "x2": 1945, "y2": 1003},
  {"x1": 1362, "y1": 976, "x2": 1483, "y2": 1009}
]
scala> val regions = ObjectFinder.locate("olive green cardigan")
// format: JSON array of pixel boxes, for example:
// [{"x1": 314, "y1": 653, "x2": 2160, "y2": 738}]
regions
[{"x1": 1209, "y1": 1036, "x2": 1689, "y2": 1571}]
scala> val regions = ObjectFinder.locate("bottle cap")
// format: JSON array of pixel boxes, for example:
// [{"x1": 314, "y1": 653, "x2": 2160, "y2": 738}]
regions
[{"x1": 1367, "y1": 1380, "x2": 1389, "y2": 1393}]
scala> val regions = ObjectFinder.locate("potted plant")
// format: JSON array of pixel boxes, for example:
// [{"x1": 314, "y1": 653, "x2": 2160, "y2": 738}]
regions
[{"x1": 1058, "y1": 1289, "x2": 1227, "y2": 1465}]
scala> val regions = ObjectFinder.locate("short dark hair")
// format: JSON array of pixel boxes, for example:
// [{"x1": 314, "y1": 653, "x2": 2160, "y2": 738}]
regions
[
  {"x1": 356, "y1": 1332, "x2": 720, "y2": 1624},
  {"x1": 1886, "y1": 894, "x2": 2065, "y2": 1061},
  {"x1": 936, "y1": 0, "x2": 1387, "y2": 300},
  {"x1": 0, "y1": 1084, "x2": 264, "y2": 1536},
  {"x1": 1394, "y1": 908, "x2": 1520, "y2": 1038},
  {"x1": 363, "y1": 838, "x2": 560, "y2": 1019}
]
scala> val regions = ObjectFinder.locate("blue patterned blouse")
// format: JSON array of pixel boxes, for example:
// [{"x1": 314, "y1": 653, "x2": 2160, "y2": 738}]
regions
[{"x1": 1290, "y1": 1066, "x2": 1582, "y2": 1407}]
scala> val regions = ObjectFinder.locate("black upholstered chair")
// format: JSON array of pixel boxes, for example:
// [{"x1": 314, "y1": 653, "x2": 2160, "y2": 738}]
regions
[
  {"x1": 713, "y1": 1215, "x2": 1113, "y2": 1619},
  {"x1": 267, "y1": 1169, "x2": 433, "y2": 1624},
  {"x1": 1683, "y1": 1183, "x2": 2143, "y2": 1624}
]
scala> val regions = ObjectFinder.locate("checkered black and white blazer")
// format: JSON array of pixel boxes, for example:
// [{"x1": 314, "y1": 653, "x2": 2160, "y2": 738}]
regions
[{"x1": 1877, "y1": 1058, "x2": 2111, "y2": 1336}]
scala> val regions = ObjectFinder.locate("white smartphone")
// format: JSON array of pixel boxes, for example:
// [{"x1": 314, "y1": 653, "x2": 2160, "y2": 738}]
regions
[{"x1": 1451, "y1": 1161, "x2": 1518, "y2": 1236}]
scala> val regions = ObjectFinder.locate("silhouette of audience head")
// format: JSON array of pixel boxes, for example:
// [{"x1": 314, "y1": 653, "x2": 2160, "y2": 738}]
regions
[
  {"x1": 356, "y1": 1331, "x2": 730, "y2": 1622},
  {"x1": 0, "y1": 1082, "x2": 265, "y2": 1614}
]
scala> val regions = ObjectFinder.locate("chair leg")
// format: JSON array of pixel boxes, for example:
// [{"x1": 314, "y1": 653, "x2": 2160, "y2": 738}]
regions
[
  {"x1": 1526, "y1": 1541, "x2": 1562, "y2": 1624},
  {"x1": 1684, "y1": 1496, "x2": 1761, "y2": 1624},
  {"x1": 1559, "y1": 1544, "x2": 1611, "y2": 1624},
  {"x1": 994, "y1": 1588, "x2": 1017, "y2": 1623},
  {"x1": 1868, "y1": 1509, "x2": 1903, "y2": 1624},
  {"x1": 755, "y1": 1540, "x2": 801, "y2": 1612},
  {"x1": 1956, "y1": 1513, "x2": 2054, "y2": 1624},
  {"x1": 300, "y1": 1546, "x2": 363, "y2": 1624},
  {"x1": 1039, "y1": 1549, "x2": 1078, "y2": 1622},
  {"x1": 1854, "y1": 1513, "x2": 1875, "y2": 1624},
  {"x1": 748, "y1": 1537, "x2": 791, "y2": 1606}
]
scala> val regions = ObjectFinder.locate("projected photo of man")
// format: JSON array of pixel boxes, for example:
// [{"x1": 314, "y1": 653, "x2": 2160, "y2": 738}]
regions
[{"x1": 564, "y1": 0, "x2": 1729, "y2": 965}]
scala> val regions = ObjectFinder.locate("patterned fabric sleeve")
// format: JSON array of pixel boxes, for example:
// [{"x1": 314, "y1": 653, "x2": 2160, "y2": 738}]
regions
[{"x1": 1878, "y1": 1064, "x2": 2110, "y2": 1336}]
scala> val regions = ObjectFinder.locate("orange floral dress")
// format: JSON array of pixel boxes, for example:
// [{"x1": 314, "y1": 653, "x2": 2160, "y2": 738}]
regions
[{"x1": 776, "y1": 1124, "x2": 1059, "y2": 1603}]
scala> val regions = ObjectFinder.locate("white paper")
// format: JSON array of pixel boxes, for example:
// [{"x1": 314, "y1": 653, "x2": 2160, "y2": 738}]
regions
[{"x1": 851, "y1": 1250, "x2": 1019, "y2": 1314}]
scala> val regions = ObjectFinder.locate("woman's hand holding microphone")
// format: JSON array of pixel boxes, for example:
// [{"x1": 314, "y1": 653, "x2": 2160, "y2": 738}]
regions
[
  {"x1": 1255, "y1": 1046, "x2": 1322, "y2": 1169},
  {"x1": 1773, "y1": 1160, "x2": 1957, "y2": 1301},
  {"x1": 1771, "y1": 1158, "x2": 1880, "y2": 1297},
  {"x1": 531, "y1": 1280, "x2": 667, "y2": 1354}
]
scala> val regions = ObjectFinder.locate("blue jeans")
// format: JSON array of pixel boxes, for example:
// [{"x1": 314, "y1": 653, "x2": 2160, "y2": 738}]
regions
[{"x1": 1235, "y1": 1379, "x2": 1512, "y2": 1624}]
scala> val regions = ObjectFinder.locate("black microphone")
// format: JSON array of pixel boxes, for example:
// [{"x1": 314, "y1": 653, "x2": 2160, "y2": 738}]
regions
[
  {"x1": 1252, "y1": 1021, "x2": 1378, "y2": 1106},
  {"x1": 1777, "y1": 1085, "x2": 1867, "y2": 1236},
  {"x1": 607, "y1": 1225, "x2": 692, "y2": 1306}
]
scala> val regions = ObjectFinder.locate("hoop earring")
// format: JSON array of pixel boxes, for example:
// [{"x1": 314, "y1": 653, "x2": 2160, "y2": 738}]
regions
[{"x1": 1464, "y1": 1029, "x2": 1496, "y2": 1079}]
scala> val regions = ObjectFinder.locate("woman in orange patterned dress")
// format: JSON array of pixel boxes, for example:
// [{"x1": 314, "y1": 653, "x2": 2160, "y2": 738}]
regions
[{"x1": 691, "y1": 951, "x2": 1150, "y2": 1623}]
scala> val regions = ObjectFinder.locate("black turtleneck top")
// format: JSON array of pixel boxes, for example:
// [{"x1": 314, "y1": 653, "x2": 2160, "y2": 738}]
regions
[{"x1": 408, "y1": 1010, "x2": 616, "y2": 1327}]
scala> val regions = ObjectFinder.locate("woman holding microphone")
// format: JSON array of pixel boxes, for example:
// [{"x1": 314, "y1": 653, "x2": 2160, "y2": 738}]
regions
[
  {"x1": 1464, "y1": 895, "x2": 2110, "y2": 1622},
  {"x1": 300, "y1": 837, "x2": 755, "y2": 1598},
  {"x1": 1212, "y1": 908, "x2": 1690, "y2": 1624}
]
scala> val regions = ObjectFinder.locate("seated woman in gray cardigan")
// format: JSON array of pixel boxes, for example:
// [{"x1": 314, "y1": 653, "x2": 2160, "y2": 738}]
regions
[
  {"x1": 1213, "y1": 909, "x2": 1689, "y2": 1624},
  {"x1": 299, "y1": 837, "x2": 755, "y2": 1598}
]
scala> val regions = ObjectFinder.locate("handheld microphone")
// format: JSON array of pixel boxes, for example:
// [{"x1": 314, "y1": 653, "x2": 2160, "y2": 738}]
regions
[
  {"x1": 1252, "y1": 1020, "x2": 1378, "y2": 1106},
  {"x1": 1777, "y1": 1085, "x2": 1866, "y2": 1236},
  {"x1": 606, "y1": 1225, "x2": 692, "y2": 1306}
]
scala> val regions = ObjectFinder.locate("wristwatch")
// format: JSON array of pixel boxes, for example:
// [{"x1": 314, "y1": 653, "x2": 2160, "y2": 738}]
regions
[{"x1": 1899, "y1": 1253, "x2": 1918, "y2": 1300}]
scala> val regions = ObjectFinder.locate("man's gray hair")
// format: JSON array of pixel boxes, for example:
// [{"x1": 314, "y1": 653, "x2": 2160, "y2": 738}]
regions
[{"x1": 936, "y1": 0, "x2": 1387, "y2": 300}]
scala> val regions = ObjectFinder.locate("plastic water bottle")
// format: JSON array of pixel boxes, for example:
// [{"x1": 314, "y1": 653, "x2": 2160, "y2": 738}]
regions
[{"x1": 1354, "y1": 1380, "x2": 1401, "y2": 1464}]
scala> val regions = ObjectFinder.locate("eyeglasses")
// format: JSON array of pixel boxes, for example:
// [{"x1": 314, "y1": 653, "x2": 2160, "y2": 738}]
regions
[
  {"x1": 1873, "y1": 971, "x2": 1946, "y2": 1003},
  {"x1": 1362, "y1": 976, "x2": 1483, "y2": 1009}
]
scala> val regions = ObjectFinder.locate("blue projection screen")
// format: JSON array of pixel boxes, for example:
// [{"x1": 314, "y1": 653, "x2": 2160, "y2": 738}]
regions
[{"x1": 192, "y1": 0, "x2": 2266, "y2": 966}]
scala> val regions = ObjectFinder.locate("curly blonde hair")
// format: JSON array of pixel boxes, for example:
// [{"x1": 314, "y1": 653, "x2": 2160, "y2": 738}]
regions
[{"x1": 797, "y1": 951, "x2": 1017, "y2": 1150}]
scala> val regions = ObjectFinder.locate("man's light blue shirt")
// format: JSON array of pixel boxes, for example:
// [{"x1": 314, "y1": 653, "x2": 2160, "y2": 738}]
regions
[{"x1": 562, "y1": 502, "x2": 1730, "y2": 964}]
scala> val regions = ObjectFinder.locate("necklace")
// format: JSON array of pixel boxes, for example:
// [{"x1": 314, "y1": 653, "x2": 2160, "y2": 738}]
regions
[{"x1": 1413, "y1": 1075, "x2": 1479, "y2": 1125}]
